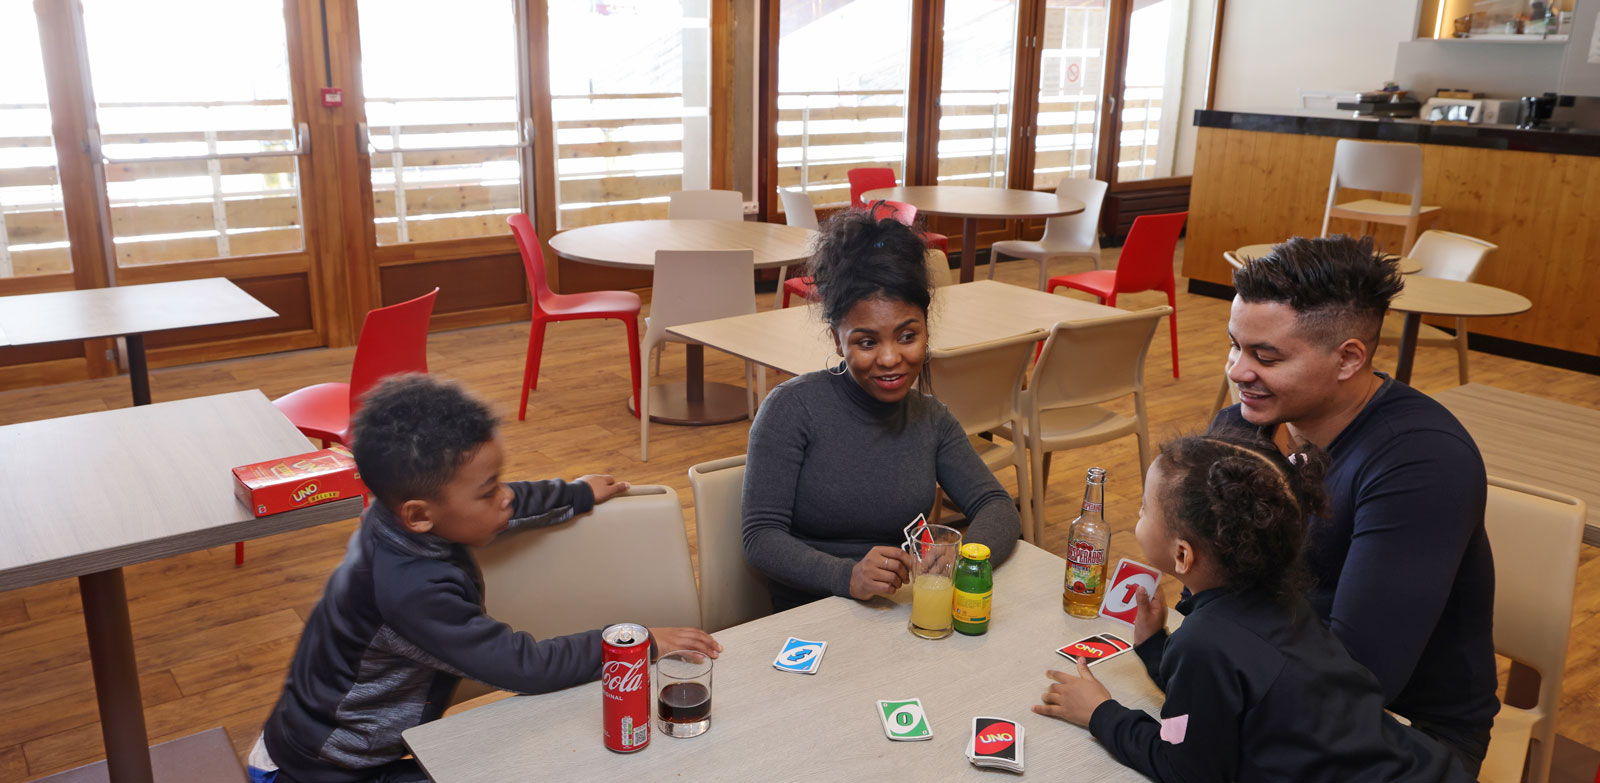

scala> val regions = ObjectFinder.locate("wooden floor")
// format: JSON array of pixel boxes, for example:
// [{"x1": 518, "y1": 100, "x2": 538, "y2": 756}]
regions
[{"x1": 0, "y1": 247, "x2": 1596, "y2": 780}]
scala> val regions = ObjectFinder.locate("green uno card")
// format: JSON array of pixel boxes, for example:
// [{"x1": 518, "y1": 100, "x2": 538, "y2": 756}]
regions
[{"x1": 876, "y1": 698, "x2": 933, "y2": 740}]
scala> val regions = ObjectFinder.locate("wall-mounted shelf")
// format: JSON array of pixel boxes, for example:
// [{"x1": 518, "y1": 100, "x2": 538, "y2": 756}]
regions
[{"x1": 1432, "y1": 33, "x2": 1570, "y2": 42}]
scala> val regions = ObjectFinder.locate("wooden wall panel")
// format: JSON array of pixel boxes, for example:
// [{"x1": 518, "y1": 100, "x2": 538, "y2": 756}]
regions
[
  {"x1": 1184, "y1": 126, "x2": 1600, "y2": 358},
  {"x1": 379, "y1": 254, "x2": 529, "y2": 314}
]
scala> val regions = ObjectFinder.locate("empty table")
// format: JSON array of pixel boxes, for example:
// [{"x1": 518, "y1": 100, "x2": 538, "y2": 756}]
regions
[
  {"x1": 0, "y1": 278, "x2": 277, "y2": 406},
  {"x1": 863, "y1": 186, "x2": 1084, "y2": 284},
  {"x1": 549, "y1": 220, "x2": 816, "y2": 425},
  {"x1": 1387, "y1": 276, "x2": 1530, "y2": 384},
  {"x1": 0, "y1": 391, "x2": 363, "y2": 782},
  {"x1": 1234, "y1": 244, "x2": 1422, "y2": 275},
  {"x1": 403, "y1": 540, "x2": 1164, "y2": 782}
]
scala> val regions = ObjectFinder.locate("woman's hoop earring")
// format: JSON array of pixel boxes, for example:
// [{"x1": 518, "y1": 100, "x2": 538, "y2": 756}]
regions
[{"x1": 826, "y1": 352, "x2": 847, "y2": 375}]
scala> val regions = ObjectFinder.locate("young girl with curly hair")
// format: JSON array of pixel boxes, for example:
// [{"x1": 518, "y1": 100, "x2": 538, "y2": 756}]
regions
[{"x1": 1033, "y1": 430, "x2": 1474, "y2": 782}]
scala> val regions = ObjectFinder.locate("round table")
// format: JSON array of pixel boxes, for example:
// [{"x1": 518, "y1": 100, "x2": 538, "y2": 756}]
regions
[
  {"x1": 1234, "y1": 244, "x2": 1423, "y2": 275},
  {"x1": 548, "y1": 219, "x2": 816, "y2": 426},
  {"x1": 1388, "y1": 276, "x2": 1530, "y2": 384},
  {"x1": 863, "y1": 186, "x2": 1083, "y2": 283}
]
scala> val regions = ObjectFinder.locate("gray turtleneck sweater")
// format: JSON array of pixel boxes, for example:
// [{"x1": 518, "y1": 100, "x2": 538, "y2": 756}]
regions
[{"x1": 742, "y1": 369, "x2": 1021, "y2": 610}]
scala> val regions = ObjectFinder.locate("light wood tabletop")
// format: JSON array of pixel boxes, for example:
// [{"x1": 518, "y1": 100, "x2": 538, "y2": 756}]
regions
[
  {"x1": 1234, "y1": 244, "x2": 1422, "y2": 275},
  {"x1": 0, "y1": 278, "x2": 276, "y2": 346},
  {"x1": 668, "y1": 280, "x2": 1124, "y2": 377},
  {"x1": 548, "y1": 219, "x2": 816, "y2": 270},
  {"x1": 863, "y1": 186, "x2": 1084, "y2": 283},
  {"x1": 1388, "y1": 277, "x2": 1531, "y2": 383},
  {"x1": 1432, "y1": 384, "x2": 1600, "y2": 547},
  {"x1": 0, "y1": 390, "x2": 361, "y2": 783},
  {"x1": 404, "y1": 541, "x2": 1165, "y2": 782}
]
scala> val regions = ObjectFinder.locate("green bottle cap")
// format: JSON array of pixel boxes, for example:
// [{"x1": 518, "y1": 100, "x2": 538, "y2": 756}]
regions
[{"x1": 960, "y1": 543, "x2": 991, "y2": 560}]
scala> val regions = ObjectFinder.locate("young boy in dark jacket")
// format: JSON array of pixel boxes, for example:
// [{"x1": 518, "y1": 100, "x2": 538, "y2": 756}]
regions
[{"x1": 249, "y1": 375, "x2": 719, "y2": 783}]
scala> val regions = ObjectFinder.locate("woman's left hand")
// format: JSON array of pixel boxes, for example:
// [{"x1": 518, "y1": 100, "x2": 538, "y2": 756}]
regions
[{"x1": 1031, "y1": 657, "x2": 1112, "y2": 727}]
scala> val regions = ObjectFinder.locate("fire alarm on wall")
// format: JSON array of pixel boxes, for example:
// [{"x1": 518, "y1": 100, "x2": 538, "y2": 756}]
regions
[{"x1": 320, "y1": 87, "x2": 343, "y2": 108}]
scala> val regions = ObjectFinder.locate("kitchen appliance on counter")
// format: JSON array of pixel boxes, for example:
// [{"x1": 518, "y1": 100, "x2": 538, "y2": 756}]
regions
[{"x1": 1421, "y1": 96, "x2": 1520, "y2": 124}]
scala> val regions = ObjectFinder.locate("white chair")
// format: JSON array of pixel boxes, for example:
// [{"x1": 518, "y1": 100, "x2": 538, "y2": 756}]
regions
[
  {"x1": 924, "y1": 248, "x2": 954, "y2": 288},
  {"x1": 774, "y1": 188, "x2": 820, "y2": 309},
  {"x1": 1321, "y1": 139, "x2": 1440, "y2": 255},
  {"x1": 668, "y1": 189, "x2": 744, "y2": 221},
  {"x1": 641, "y1": 249, "x2": 760, "y2": 461},
  {"x1": 1211, "y1": 250, "x2": 1247, "y2": 415},
  {"x1": 995, "y1": 307, "x2": 1168, "y2": 534},
  {"x1": 988, "y1": 178, "x2": 1108, "y2": 290},
  {"x1": 1377, "y1": 229, "x2": 1497, "y2": 385},
  {"x1": 450, "y1": 485, "x2": 703, "y2": 705},
  {"x1": 924, "y1": 330, "x2": 1044, "y2": 543},
  {"x1": 1476, "y1": 477, "x2": 1585, "y2": 783},
  {"x1": 687, "y1": 455, "x2": 772, "y2": 633}
]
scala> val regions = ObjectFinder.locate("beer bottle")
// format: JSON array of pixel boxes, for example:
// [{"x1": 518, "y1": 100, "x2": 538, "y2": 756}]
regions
[
  {"x1": 1063, "y1": 467, "x2": 1110, "y2": 618},
  {"x1": 951, "y1": 543, "x2": 993, "y2": 636}
]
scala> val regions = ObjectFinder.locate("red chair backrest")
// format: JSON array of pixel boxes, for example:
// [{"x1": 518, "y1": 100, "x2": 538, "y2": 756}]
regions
[
  {"x1": 509, "y1": 213, "x2": 554, "y2": 314},
  {"x1": 348, "y1": 288, "x2": 438, "y2": 413},
  {"x1": 870, "y1": 200, "x2": 917, "y2": 226},
  {"x1": 848, "y1": 167, "x2": 897, "y2": 206},
  {"x1": 1113, "y1": 211, "x2": 1187, "y2": 295}
]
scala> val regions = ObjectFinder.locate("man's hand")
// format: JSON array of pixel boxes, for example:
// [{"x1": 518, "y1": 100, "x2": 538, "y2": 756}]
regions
[
  {"x1": 1032, "y1": 657, "x2": 1113, "y2": 727},
  {"x1": 1133, "y1": 584, "x2": 1168, "y2": 646},
  {"x1": 647, "y1": 627, "x2": 723, "y2": 659},
  {"x1": 577, "y1": 474, "x2": 630, "y2": 504},
  {"x1": 849, "y1": 546, "x2": 913, "y2": 600}
]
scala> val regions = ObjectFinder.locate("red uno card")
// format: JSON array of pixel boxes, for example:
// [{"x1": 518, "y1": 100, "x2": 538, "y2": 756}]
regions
[
  {"x1": 1098, "y1": 558, "x2": 1162, "y2": 626},
  {"x1": 1056, "y1": 633, "x2": 1132, "y2": 666}
]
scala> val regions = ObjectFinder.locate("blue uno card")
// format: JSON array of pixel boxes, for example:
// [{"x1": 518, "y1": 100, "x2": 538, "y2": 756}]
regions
[{"x1": 772, "y1": 636, "x2": 827, "y2": 674}]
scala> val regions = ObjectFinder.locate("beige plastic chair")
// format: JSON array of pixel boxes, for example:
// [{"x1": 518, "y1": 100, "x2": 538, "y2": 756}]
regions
[
  {"x1": 988, "y1": 178, "x2": 1108, "y2": 289},
  {"x1": 1476, "y1": 477, "x2": 1585, "y2": 783},
  {"x1": 450, "y1": 485, "x2": 703, "y2": 705},
  {"x1": 1377, "y1": 229, "x2": 1497, "y2": 385},
  {"x1": 1210, "y1": 251, "x2": 1247, "y2": 414},
  {"x1": 668, "y1": 189, "x2": 744, "y2": 221},
  {"x1": 774, "y1": 188, "x2": 820, "y2": 309},
  {"x1": 924, "y1": 248, "x2": 954, "y2": 288},
  {"x1": 924, "y1": 330, "x2": 1044, "y2": 542},
  {"x1": 641, "y1": 249, "x2": 760, "y2": 461},
  {"x1": 994, "y1": 307, "x2": 1168, "y2": 534},
  {"x1": 1321, "y1": 139, "x2": 1440, "y2": 255},
  {"x1": 687, "y1": 455, "x2": 772, "y2": 633}
]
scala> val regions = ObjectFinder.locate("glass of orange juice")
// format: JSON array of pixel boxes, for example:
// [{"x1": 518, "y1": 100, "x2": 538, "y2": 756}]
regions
[{"x1": 906, "y1": 525, "x2": 962, "y2": 639}]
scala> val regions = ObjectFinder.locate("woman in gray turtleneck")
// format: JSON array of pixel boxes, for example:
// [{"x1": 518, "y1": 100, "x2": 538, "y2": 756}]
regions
[{"x1": 741, "y1": 207, "x2": 1022, "y2": 612}]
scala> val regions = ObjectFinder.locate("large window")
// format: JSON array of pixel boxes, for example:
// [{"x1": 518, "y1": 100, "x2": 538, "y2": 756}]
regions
[
  {"x1": 1032, "y1": 0, "x2": 1109, "y2": 189},
  {"x1": 549, "y1": 0, "x2": 711, "y2": 229},
  {"x1": 775, "y1": 0, "x2": 913, "y2": 208},
  {"x1": 81, "y1": 0, "x2": 305, "y2": 266},
  {"x1": 360, "y1": 0, "x2": 526, "y2": 245},
  {"x1": 1114, "y1": 0, "x2": 1190, "y2": 181},
  {"x1": 936, "y1": 0, "x2": 1021, "y2": 187},
  {"x1": 0, "y1": 3, "x2": 72, "y2": 278}
]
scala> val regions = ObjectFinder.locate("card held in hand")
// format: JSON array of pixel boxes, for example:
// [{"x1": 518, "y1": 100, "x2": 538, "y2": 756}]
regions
[{"x1": 876, "y1": 698, "x2": 933, "y2": 741}]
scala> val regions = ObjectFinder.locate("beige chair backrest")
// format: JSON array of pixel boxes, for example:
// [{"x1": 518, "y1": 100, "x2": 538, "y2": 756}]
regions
[
  {"x1": 668, "y1": 189, "x2": 744, "y2": 221},
  {"x1": 1409, "y1": 229, "x2": 1496, "y2": 283},
  {"x1": 924, "y1": 249, "x2": 953, "y2": 288},
  {"x1": 926, "y1": 330, "x2": 1044, "y2": 436},
  {"x1": 1327, "y1": 139, "x2": 1425, "y2": 213},
  {"x1": 647, "y1": 250, "x2": 757, "y2": 332},
  {"x1": 1482, "y1": 476, "x2": 1584, "y2": 782},
  {"x1": 1039, "y1": 178, "x2": 1108, "y2": 251},
  {"x1": 777, "y1": 188, "x2": 820, "y2": 230},
  {"x1": 1222, "y1": 250, "x2": 1245, "y2": 270},
  {"x1": 1029, "y1": 307, "x2": 1169, "y2": 411},
  {"x1": 452, "y1": 485, "x2": 702, "y2": 704},
  {"x1": 688, "y1": 455, "x2": 772, "y2": 633}
]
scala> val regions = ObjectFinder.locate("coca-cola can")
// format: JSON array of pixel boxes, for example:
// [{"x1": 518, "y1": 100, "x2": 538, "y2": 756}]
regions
[{"x1": 601, "y1": 623, "x2": 651, "y2": 752}]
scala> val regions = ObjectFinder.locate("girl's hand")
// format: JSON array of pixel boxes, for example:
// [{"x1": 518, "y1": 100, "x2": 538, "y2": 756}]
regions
[
  {"x1": 849, "y1": 546, "x2": 913, "y2": 600},
  {"x1": 1133, "y1": 584, "x2": 1168, "y2": 646},
  {"x1": 1032, "y1": 657, "x2": 1113, "y2": 726},
  {"x1": 577, "y1": 474, "x2": 630, "y2": 504},
  {"x1": 647, "y1": 627, "x2": 722, "y2": 659}
]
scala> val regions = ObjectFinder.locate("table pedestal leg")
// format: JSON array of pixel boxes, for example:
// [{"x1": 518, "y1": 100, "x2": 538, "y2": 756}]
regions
[
  {"x1": 125, "y1": 334, "x2": 150, "y2": 407},
  {"x1": 1395, "y1": 313, "x2": 1421, "y2": 385},
  {"x1": 626, "y1": 344, "x2": 750, "y2": 426},
  {"x1": 959, "y1": 218, "x2": 978, "y2": 283},
  {"x1": 80, "y1": 569, "x2": 154, "y2": 783}
]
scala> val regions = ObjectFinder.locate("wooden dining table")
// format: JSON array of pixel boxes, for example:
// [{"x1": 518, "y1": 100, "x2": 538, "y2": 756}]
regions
[
  {"x1": 864, "y1": 186, "x2": 1084, "y2": 284},
  {"x1": 1387, "y1": 276, "x2": 1531, "y2": 384},
  {"x1": 0, "y1": 391, "x2": 363, "y2": 782},
  {"x1": 549, "y1": 219, "x2": 816, "y2": 425},
  {"x1": 0, "y1": 278, "x2": 276, "y2": 407},
  {"x1": 668, "y1": 280, "x2": 1122, "y2": 377},
  {"x1": 403, "y1": 540, "x2": 1166, "y2": 782}
]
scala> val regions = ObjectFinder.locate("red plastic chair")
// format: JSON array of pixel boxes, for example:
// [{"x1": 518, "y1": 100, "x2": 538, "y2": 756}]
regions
[
  {"x1": 510, "y1": 214, "x2": 642, "y2": 421},
  {"x1": 846, "y1": 167, "x2": 950, "y2": 255},
  {"x1": 780, "y1": 200, "x2": 927, "y2": 308},
  {"x1": 1046, "y1": 211, "x2": 1187, "y2": 378}
]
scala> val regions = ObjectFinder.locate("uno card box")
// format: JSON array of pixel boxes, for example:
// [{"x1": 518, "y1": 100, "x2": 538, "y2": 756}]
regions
[{"x1": 233, "y1": 444, "x2": 366, "y2": 517}]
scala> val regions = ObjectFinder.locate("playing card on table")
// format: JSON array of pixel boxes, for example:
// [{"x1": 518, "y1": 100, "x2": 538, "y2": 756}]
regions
[
  {"x1": 966, "y1": 716, "x2": 1024, "y2": 771},
  {"x1": 1056, "y1": 633, "x2": 1133, "y2": 667},
  {"x1": 876, "y1": 698, "x2": 933, "y2": 741},
  {"x1": 771, "y1": 636, "x2": 827, "y2": 674}
]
